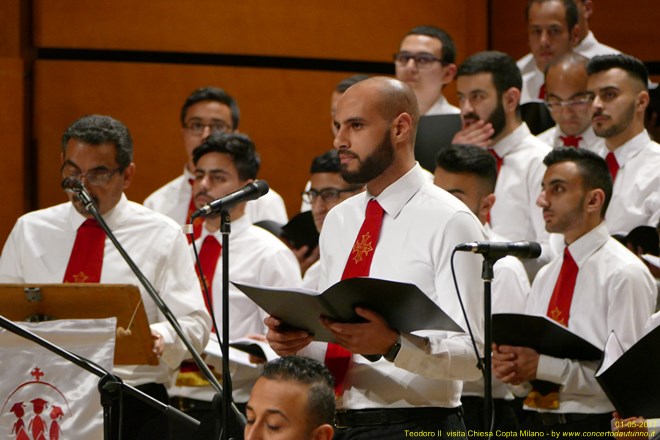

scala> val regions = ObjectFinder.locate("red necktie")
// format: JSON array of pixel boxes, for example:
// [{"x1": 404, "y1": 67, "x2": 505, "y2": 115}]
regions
[
  {"x1": 488, "y1": 149, "x2": 503, "y2": 175},
  {"x1": 324, "y1": 199, "x2": 385, "y2": 395},
  {"x1": 197, "y1": 234, "x2": 222, "y2": 315},
  {"x1": 606, "y1": 152, "x2": 619, "y2": 182},
  {"x1": 559, "y1": 135, "x2": 582, "y2": 148},
  {"x1": 538, "y1": 84, "x2": 546, "y2": 100},
  {"x1": 186, "y1": 178, "x2": 203, "y2": 243},
  {"x1": 546, "y1": 247, "x2": 578, "y2": 326},
  {"x1": 63, "y1": 219, "x2": 106, "y2": 283}
]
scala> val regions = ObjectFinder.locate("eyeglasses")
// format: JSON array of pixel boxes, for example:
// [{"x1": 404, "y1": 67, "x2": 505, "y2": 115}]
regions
[
  {"x1": 184, "y1": 121, "x2": 231, "y2": 136},
  {"x1": 302, "y1": 187, "x2": 362, "y2": 204},
  {"x1": 393, "y1": 52, "x2": 443, "y2": 68},
  {"x1": 544, "y1": 94, "x2": 594, "y2": 111},
  {"x1": 61, "y1": 165, "x2": 122, "y2": 186}
]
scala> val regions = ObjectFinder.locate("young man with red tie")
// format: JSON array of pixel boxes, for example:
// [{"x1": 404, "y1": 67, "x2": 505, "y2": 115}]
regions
[
  {"x1": 0, "y1": 115, "x2": 212, "y2": 439},
  {"x1": 266, "y1": 77, "x2": 485, "y2": 439},
  {"x1": 586, "y1": 54, "x2": 660, "y2": 236},
  {"x1": 492, "y1": 147, "x2": 656, "y2": 435}
]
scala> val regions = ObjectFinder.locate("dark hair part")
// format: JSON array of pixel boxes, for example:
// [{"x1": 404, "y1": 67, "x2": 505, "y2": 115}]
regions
[
  {"x1": 587, "y1": 54, "x2": 649, "y2": 90},
  {"x1": 180, "y1": 86, "x2": 240, "y2": 130},
  {"x1": 192, "y1": 132, "x2": 260, "y2": 180},
  {"x1": 543, "y1": 147, "x2": 612, "y2": 217},
  {"x1": 61, "y1": 114, "x2": 133, "y2": 170},
  {"x1": 457, "y1": 51, "x2": 523, "y2": 95},
  {"x1": 310, "y1": 150, "x2": 340, "y2": 174},
  {"x1": 261, "y1": 356, "x2": 335, "y2": 430},
  {"x1": 335, "y1": 74, "x2": 370, "y2": 94},
  {"x1": 405, "y1": 25, "x2": 456, "y2": 64},
  {"x1": 525, "y1": 0, "x2": 578, "y2": 31},
  {"x1": 435, "y1": 144, "x2": 498, "y2": 193}
]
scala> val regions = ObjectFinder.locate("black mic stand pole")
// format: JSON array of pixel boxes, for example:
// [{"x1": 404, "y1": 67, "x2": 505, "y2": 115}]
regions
[
  {"x1": 67, "y1": 182, "x2": 244, "y2": 435},
  {"x1": 480, "y1": 256, "x2": 502, "y2": 434}
]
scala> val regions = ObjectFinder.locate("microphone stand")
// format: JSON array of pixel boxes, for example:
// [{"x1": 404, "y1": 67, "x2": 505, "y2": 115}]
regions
[
  {"x1": 0, "y1": 315, "x2": 200, "y2": 439},
  {"x1": 220, "y1": 209, "x2": 234, "y2": 440},
  {"x1": 480, "y1": 257, "x2": 499, "y2": 434},
  {"x1": 66, "y1": 181, "x2": 244, "y2": 436}
]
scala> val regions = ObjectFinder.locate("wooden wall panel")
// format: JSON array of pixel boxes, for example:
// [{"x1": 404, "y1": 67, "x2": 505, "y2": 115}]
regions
[
  {"x1": 34, "y1": 60, "x2": 356, "y2": 217},
  {"x1": 34, "y1": 1, "x2": 487, "y2": 63},
  {"x1": 491, "y1": 0, "x2": 660, "y2": 62}
]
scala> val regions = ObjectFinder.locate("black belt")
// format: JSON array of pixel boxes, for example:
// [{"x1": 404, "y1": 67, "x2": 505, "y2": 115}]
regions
[
  {"x1": 535, "y1": 412, "x2": 610, "y2": 426},
  {"x1": 335, "y1": 407, "x2": 461, "y2": 428},
  {"x1": 169, "y1": 396, "x2": 215, "y2": 413}
]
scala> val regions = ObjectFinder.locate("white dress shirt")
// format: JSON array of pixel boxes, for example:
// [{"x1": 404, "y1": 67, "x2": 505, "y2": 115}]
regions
[
  {"x1": 302, "y1": 259, "x2": 321, "y2": 290},
  {"x1": 0, "y1": 195, "x2": 212, "y2": 386},
  {"x1": 425, "y1": 94, "x2": 460, "y2": 116},
  {"x1": 301, "y1": 164, "x2": 486, "y2": 410},
  {"x1": 575, "y1": 31, "x2": 620, "y2": 59},
  {"x1": 517, "y1": 54, "x2": 545, "y2": 105},
  {"x1": 525, "y1": 222, "x2": 656, "y2": 413},
  {"x1": 600, "y1": 130, "x2": 660, "y2": 235},
  {"x1": 537, "y1": 125, "x2": 605, "y2": 154},
  {"x1": 170, "y1": 215, "x2": 302, "y2": 403},
  {"x1": 490, "y1": 123, "x2": 554, "y2": 274},
  {"x1": 144, "y1": 167, "x2": 289, "y2": 226},
  {"x1": 462, "y1": 226, "x2": 531, "y2": 399}
]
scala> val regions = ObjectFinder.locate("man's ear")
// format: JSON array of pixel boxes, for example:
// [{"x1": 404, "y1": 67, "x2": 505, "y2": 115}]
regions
[
  {"x1": 502, "y1": 87, "x2": 521, "y2": 114},
  {"x1": 479, "y1": 193, "x2": 496, "y2": 223},
  {"x1": 392, "y1": 112, "x2": 413, "y2": 143},
  {"x1": 122, "y1": 163, "x2": 137, "y2": 190},
  {"x1": 585, "y1": 188, "x2": 605, "y2": 215},
  {"x1": 311, "y1": 424, "x2": 334, "y2": 440},
  {"x1": 637, "y1": 90, "x2": 650, "y2": 113},
  {"x1": 441, "y1": 63, "x2": 458, "y2": 86}
]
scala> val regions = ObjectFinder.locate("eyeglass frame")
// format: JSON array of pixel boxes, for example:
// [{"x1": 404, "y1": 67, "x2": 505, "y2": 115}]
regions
[
  {"x1": 301, "y1": 187, "x2": 362, "y2": 204},
  {"x1": 183, "y1": 120, "x2": 231, "y2": 136},
  {"x1": 393, "y1": 51, "x2": 445, "y2": 68},
  {"x1": 60, "y1": 164, "x2": 123, "y2": 186},
  {"x1": 544, "y1": 93, "x2": 595, "y2": 111}
]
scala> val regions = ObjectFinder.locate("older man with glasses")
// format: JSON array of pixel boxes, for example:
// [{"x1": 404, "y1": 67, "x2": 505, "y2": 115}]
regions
[{"x1": 394, "y1": 25, "x2": 459, "y2": 116}]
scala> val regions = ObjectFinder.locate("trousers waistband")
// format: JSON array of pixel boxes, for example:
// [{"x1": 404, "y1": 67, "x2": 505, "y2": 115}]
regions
[
  {"x1": 335, "y1": 407, "x2": 462, "y2": 428},
  {"x1": 535, "y1": 412, "x2": 611, "y2": 426}
]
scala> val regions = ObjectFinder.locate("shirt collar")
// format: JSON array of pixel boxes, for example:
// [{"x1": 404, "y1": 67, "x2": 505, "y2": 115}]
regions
[
  {"x1": 492, "y1": 123, "x2": 532, "y2": 157},
  {"x1": 200, "y1": 213, "x2": 251, "y2": 242},
  {"x1": 67, "y1": 193, "x2": 129, "y2": 231},
  {"x1": 576, "y1": 31, "x2": 597, "y2": 53},
  {"x1": 363, "y1": 164, "x2": 426, "y2": 220},
  {"x1": 611, "y1": 130, "x2": 651, "y2": 167},
  {"x1": 554, "y1": 126, "x2": 603, "y2": 151},
  {"x1": 566, "y1": 222, "x2": 610, "y2": 268}
]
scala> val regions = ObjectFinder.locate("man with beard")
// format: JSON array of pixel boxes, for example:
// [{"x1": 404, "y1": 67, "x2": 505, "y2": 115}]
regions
[
  {"x1": 454, "y1": 51, "x2": 552, "y2": 277},
  {"x1": 493, "y1": 147, "x2": 656, "y2": 435},
  {"x1": 537, "y1": 53, "x2": 605, "y2": 152},
  {"x1": 586, "y1": 54, "x2": 660, "y2": 236},
  {"x1": 265, "y1": 76, "x2": 485, "y2": 439},
  {"x1": 0, "y1": 115, "x2": 211, "y2": 440}
]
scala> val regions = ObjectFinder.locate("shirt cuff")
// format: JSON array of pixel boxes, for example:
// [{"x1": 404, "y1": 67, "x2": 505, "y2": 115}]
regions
[{"x1": 535, "y1": 354, "x2": 566, "y2": 384}]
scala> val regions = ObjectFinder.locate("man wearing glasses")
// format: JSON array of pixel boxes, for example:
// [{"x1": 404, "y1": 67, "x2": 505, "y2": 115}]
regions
[
  {"x1": 300, "y1": 150, "x2": 363, "y2": 289},
  {"x1": 144, "y1": 87, "x2": 288, "y2": 235},
  {"x1": 394, "y1": 25, "x2": 459, "y2": 116},
  {"x1": 538, "y1": 53, "x2": 605, "y2": 153},
  {"x1": 0, "y1": 115, "x2": 211, "y2": 439}
]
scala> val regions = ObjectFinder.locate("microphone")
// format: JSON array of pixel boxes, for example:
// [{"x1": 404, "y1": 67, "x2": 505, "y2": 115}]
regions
[
  {"x1": 61, "y1": 177, "x2": 95, "y2": 209},
  {"x1": 455, "y1": 241, "x2": 542, "y2": 259},
  {"x1": 191, "y1": 180, "x2": 269, "y2": 220}
]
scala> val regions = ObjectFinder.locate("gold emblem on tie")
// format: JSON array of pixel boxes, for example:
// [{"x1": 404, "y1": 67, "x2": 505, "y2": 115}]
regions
[
  {"x1": 72, "y1": 271, "x2": 89, "y2": 283},
  {"x1": 351, "y1": 232, "x2": 374, "y2": 264},
  {"x1": 549, "y1": 307, "x2": 566, "y2": 326}
]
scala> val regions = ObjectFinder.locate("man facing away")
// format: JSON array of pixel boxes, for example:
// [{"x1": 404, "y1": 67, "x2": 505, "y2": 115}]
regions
[
  {"x1": 144, "y1": 87, "x2": 288, "y2": 235},
  {"x1": 266, "y1": 76, "x2": 485, "y2": 439},
  {"x1": 493, "y1": 147, "x2": 656, "y2": 435},
  {"x1": 245, "y1": 356, "x2": 335, "y2": 440},
  {"x1": 0, "y1": 114, "x2": 211, "y2": 439}
]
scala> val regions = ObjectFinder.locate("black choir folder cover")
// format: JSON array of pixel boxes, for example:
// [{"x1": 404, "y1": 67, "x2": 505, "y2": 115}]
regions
[
  {"x1": 595, "y1": 327, "x2": 660, "y2": 418},
  {"x1": 492, "y1": 313, "x2": 602, "y2": 361},
  {"x1": 232, "y1": 278, "x2": 463, "y2": 343}
]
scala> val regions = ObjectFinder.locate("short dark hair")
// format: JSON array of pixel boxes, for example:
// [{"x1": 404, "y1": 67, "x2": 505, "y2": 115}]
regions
[
  {"x1": 335, "y1": 75, "x2": 370, "y2": 94},
  {"x1": 61, "y1": 114, "x2": 133, "y2": 170},
  {"x1": 192, "y1": 132, "x2": 260, "y2": 181},
  {"x1": 435, "y1": 144, "x2": 498, "y2": 193},
  {"x1": 180, "y1": 86, "x2": 240, "y2": 130},
  {"x1": 543, "y1": 147, "x2": 612, "y2": 217},
  {"x1": 525, "y1": 0, "x2": 578, "y2": 31},
  {"x1": 457, "y1": 51, "x2": 523, "y2": 95},
  {"x1": 405, "y1": 25, "x2": 456, "y2": 65},
  {"x1": 261, "y1": 356, "x2": 335, "y2": 430},
  {"x1": 310, "y1": 150, "x2": 340, "y2": 174},
  {"x1": 587, "y1": 54, "x2": 649, "y2": 91}
]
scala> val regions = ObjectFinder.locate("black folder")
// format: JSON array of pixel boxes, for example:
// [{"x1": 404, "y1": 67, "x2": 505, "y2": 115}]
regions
[
  {"x1": 280, "y1": 210, "x2": 319, "y2": 251},
  {"x1": 232, "y1": 277, "x2": 463, "y2": 343},
  {"x1": 414, "y1": 114, "x2": 462, "y2": 172},
  {"x1": 520, "y1": 102, "x2": 555, "y2": 135},
  {"x1": 596, "y1": 327, "x2": 660, "y2": 418},
  {"x1": 492, "y1": 313, "x2": 602, "y2": 361}
]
